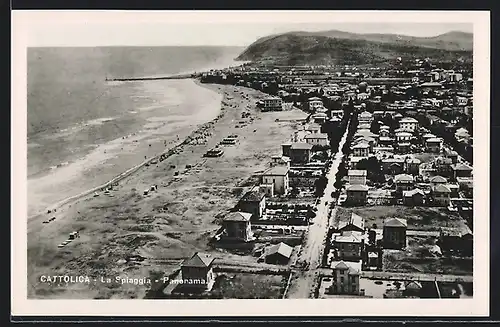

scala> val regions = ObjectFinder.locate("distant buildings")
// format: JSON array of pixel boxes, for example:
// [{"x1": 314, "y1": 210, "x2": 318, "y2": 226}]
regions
[{"x1": 261, "y1": 96, "x2": 283, "y2": 111}]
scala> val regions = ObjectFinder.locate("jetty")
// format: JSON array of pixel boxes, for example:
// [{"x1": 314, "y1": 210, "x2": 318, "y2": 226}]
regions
[{"x1": 105, "y1": 72, "x2": 200, "y2": 82}]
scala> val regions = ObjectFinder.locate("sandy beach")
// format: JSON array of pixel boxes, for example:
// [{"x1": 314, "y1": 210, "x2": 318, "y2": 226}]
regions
[{"x1": 27, "y1": 82, "x2": 308, "y2": 299}]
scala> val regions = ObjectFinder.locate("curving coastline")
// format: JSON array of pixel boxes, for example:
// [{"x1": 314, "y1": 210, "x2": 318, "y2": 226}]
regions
[{"x1": 29, "y1": 78, "x2": 224, "y2": 220}]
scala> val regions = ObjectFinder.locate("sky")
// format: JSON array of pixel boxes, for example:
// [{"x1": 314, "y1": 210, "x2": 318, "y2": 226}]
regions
[{"x1": 13, "y1": 11, "x2": 475, "y2": 47}]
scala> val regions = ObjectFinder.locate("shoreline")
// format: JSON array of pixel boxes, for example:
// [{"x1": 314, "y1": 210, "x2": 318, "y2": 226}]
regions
[{"x1": 28, "y1": 78, "x2": 223, "y2": 220}]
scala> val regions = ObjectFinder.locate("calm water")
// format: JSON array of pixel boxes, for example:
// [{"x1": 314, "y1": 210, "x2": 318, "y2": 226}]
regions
[{"x1": 27, "y1": 46, "x2": 243, "y2": 177}]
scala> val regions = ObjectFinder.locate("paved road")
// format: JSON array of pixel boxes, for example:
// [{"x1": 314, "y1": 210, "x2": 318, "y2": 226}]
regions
[{"x1": 286, "y1": 120, "x2": 351, "y2": 298}]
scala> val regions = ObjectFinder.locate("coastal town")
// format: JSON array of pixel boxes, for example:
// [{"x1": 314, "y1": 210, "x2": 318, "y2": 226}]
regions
[{"x1": 28, "y1": 55, "x2": 473, "y2": 300}]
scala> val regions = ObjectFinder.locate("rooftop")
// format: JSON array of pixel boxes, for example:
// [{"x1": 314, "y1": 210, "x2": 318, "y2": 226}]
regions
[
  {"x1": 384, "y1": 218, "x2": 408, "y2": 228},
  {"x1": 434, "y1": 184, "x2": 452, "y2": 193},
  {"x1": 347, "y1": 185, "x2": 369, "y2": 192},
  {"x1": 348, "y1": 170, "x2": 367, "y2": 177},
  {"x1": 266, "y1": 242, "x2": 294, "y2": 259},
  {"x1": 394, "y1": 174, "x2": 414, "y2": 182},
  {"x1": 305, "y1": 133, "x2": 328, "y2": 139},
  {"x1": 240, "y1": 190, "x2": 266, "y2": 202},
  {"x1": 263, "y1": 166, "x2": 289, "y2": 176},
  {"x1": 291, "y1": 142, "x2": 313, "y2": 150},
  {"x1": 430, "y1": 176, "x2": 448, "y2": 183},
  {"x1": 399, "y1": 117, "x2": 418, "y2": 123},
  {"x1": 452, "y1": 163, "x2": 473, "y2": 171},
  {"x1": 181, "y1": 252, "x2": 215, "y2": 268}
]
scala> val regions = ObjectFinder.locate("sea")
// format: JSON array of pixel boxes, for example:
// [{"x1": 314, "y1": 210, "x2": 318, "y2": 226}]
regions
[{"x1": 27, "y1": 46, "x2": 244, "y2": 216}]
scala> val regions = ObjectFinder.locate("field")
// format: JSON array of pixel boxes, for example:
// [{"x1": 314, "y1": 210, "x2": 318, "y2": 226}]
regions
[
  {"x1": 27, "y1": 83, "x2": 308, "y2": 299},
  {"x1": 210, "y1": 272, "x2": 288, "y2": 299},
  {"x1": 335, "y1": 206, "x2": 467, "y2": 231},
  {"x1": 382, "y1": 248, "x2": 473, "y2": 275}
]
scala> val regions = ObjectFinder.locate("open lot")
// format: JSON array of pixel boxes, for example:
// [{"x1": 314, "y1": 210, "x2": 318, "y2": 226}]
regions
[
  {"x1": 27, "y1": 83, "x2": 307, "y2": 299},
  {"x1": 210, "y1": 272, "x2": 288, "y2": 299},
  {"x1": 335, "y1": 206, "x2": 468, "y2": 231},
  {"x1": 383, "y1": 247, "x2": 473, "y2": 275}
]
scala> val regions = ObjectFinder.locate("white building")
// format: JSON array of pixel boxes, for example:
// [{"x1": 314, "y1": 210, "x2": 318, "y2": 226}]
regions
[
  {"x1": 398, "y1": 117, "x2": 419, "y2": 132},
  {"x1": 304, "y1": 133, "x2": 329, "y2": 147}
]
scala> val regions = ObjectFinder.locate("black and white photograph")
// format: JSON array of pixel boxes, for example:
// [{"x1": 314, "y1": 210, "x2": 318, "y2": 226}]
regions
[{"x1": 12, "y1": 10, "x2": 490, "y2": 317}]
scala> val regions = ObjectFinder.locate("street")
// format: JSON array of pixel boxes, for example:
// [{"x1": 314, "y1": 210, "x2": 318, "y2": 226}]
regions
[{"x1": 286, "y1": 120, "x2": 351, "y2": 298}]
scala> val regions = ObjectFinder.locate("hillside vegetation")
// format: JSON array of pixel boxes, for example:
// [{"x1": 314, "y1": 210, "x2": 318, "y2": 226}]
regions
[{"x1": 236, "y1": 30, "x2": 473, "y2": 65}]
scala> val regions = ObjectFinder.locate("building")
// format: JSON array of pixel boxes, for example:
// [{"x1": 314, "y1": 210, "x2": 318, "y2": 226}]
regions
[
  {"x1": 352, "y1": 142, "x2": 370, "y2": 157},
  {"x1": 237, "y1": 190, "x2": 266, "y2": 220},
  {"x1": 262, "y1": 166, "x2": 290, "y2": 196},
  {"x1": 289, "y1": 142, "x2": 313, "y2": 164},
  {"x1": 332, "y1": 232, "x2": 364, "y2": 261},
  {"x1": 306, "y1": 123, "x2": 322, "y2": 134},
  {"x1": 395, "y1": 131, "x2": 412, "y2": 143},
  {"x1": 179, "y1": 252, "x2": 216, "y2": 292},
  {"x1": 398, "y1": 117, "x2": 419, "y2": 132},
  {"x1": 402, "y1": 189, "x2": 425, "y2": 206},
  {"x1": 432, "y1": 184, "x2": 451, "y2": 206},
  {"x1": 358, "y1": 111, "x2": 374, "y2": 124},
  {"x1": 429, "y1": 175, "x2": 448, "y2": 187},
  {"x1": 425, "y1": 137, "x2": 442, "y2": 153},
  {"x1": 312, "y1": 112, "x2": 328, "y2": 124},
  {"x1": 338, "y1": 213, "x2": 365, "y2": 233},
  {"x1": 304, "y1": 133, "x2": 329, "y2": 147},
  {"x1": 451, "y1": 163, "x2": 473, "y2": 179},
  {"x1": 346, "y1": 185, "x2": 369, "y2": 205},
  {"x1": 270, "y1": 155, "x2": 291, "y2": 168},
  {"x1": 262, "y1": 96, "x2": 283, "y2": 111},
  {"x1": 405, "y1": 158, "x2": 421, "y2": 175},
  {"x1": 445, "y1": 150, "x2": 459, "y2": 164},
  {"x1": 394, "y1": 174, "x2": 414, "y2": 192},
  {"x1": 330, "y1": 261, "x2": 361, "y2": 295},
  {"x1": 383, "y1": 218, "x2": 407, "y2": 249},
  {"x1": 348, "y1": 170, "x2": 367, "y2": 186},
  {"x1": 308, "y1": 97, "x2": 323, "y2": 111},
  {"x1": 439, "y1": 225, "x2": 473, "y2": 256},
  {"x1": 265, "y1": 242, "x2": 294, "y2": 265},
  {"x1": 221, "y1": 211, "x2": 254, "y2": 242}
]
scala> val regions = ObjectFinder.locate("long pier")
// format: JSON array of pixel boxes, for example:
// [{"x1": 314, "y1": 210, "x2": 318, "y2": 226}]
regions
[{"x1": 105, "y1": 73, "x2": 199, "y2": 82}]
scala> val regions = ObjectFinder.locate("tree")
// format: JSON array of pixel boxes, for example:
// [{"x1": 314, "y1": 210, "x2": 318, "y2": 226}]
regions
[
  {"x1": 314, "y1": 176, "x2": 328, "y2": 197},
  {"x1": 370, "y1": 120, "x2": 381, "y2": 134}
]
